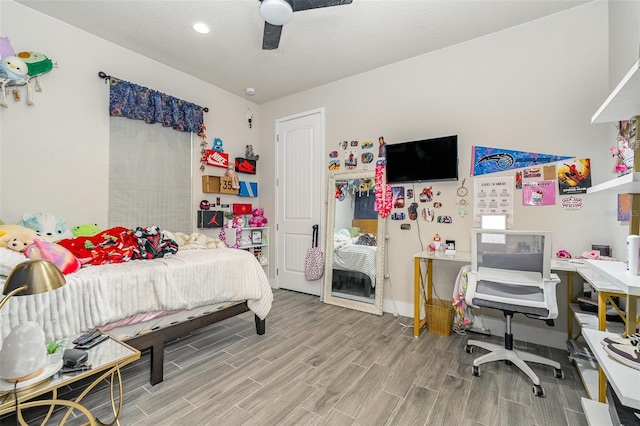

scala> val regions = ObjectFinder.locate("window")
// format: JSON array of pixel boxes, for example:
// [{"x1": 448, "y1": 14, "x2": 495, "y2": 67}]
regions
[{"x1": 109, "y1": 117, "x2": 192, "y2": 233}]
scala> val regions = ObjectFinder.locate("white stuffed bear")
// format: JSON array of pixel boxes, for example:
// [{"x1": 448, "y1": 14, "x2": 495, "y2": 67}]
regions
[{"x1": 18, "y1": 213, "x2": 74, "y2": 242}]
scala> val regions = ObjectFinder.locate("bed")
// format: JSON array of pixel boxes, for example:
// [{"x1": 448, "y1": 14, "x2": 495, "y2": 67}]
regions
[
  {"x1": 0, "y1": 245, "x2": 273, "y2": 385},
  {"x1": 331, "y1": 219, "x2": 378, "y2": 297}
]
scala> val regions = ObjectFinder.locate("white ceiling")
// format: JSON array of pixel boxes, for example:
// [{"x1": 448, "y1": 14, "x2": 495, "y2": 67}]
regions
[{"x1": 16, "y1": 0, "x2": 591, "y2": 104}]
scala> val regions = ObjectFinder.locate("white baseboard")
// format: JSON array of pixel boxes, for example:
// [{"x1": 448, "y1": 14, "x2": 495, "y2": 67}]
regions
[{"x1": 383, "y1": 298, "x2": 567, "y2": 350}]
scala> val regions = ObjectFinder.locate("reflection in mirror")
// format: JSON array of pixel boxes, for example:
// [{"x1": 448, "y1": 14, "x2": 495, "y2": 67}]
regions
[{"x1": 323, "y1": 170, "x2": 385, "y2": 315}]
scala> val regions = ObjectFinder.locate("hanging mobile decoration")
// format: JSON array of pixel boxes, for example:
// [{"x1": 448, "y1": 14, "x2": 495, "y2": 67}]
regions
[
  {"x1": 456, "y1": 178, "x2": 469, "y2": 217},
  {"x1": 198, "y1": 124, "x2": 208, "y2": 172}
]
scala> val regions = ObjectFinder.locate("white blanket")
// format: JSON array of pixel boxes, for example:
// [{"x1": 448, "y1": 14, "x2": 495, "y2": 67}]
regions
[{"x1": 0, "y1": 248, "x2": 273, "y2": 346}]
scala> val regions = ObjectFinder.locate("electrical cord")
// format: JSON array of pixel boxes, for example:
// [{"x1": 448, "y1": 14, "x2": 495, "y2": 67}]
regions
[{"x1": 13, "y1": 380, "x2": 18, "y2": 426}]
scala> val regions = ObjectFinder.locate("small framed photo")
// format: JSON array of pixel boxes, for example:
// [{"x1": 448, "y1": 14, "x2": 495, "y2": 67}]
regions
[
  {"x1": 251, "y1": 230, "x2": 262, "y2": 244},
  {"x1": 445, "y1": 239, "x2": 456, "y2": 254}
]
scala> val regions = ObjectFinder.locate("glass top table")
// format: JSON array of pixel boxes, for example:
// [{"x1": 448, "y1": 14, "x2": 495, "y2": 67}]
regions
[{"x1": 0, "y1": 335, "x2": 140, "y2": 425}]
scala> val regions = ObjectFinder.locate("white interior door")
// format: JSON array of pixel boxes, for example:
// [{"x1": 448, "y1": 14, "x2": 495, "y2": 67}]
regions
[{"x1": 276, "y1": 108, "x2": 324, "y2": 295}]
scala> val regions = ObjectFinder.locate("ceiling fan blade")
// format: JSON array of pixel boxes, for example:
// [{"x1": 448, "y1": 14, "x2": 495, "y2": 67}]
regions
[
  {"x1": 262, "y1": 22, "x2": 283, "y2": 50},
  {"x1": 291, "y1": 0, "x2": 352, "y2": 12}
]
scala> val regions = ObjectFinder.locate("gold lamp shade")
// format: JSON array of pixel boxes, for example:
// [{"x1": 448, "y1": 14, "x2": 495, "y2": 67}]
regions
[{"x1": 0, "y1": 260, "x2": 66, "y2": 310}]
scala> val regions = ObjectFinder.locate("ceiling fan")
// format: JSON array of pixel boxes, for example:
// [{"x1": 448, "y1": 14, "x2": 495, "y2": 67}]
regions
[{"x1": 259, "y1": 0, "x2": 353, "y2": 50}]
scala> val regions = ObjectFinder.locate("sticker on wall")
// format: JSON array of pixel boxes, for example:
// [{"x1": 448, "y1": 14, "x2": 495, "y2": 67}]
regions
[
  {"x1": 378, "y1": 136, "x2": 387, "y2": 158},
  {"x1": 329, "y1": 151, "x2": 338, "y2": 158},
  {"x1": 391, "y1": 186, "x2": 405, "y2": 208},
  {"x1": 361, "y1": 152, "x2": 374, "y2": 164},
  {"x1": 422, "y1": 207, "x2": 434, "y2": 222},
  {"x1": 523, "y1": 167, "x2": 541, "y2": 178},
  {"x1": 471, "y1": 146, "x2": 572, "y2": 176},
  {"x1": 400, "y1": 223, "x2": 411, "y2": 230},
  {"x1": 340, "y1": 141, "x2": 348, "y2": 150},
  {"x1": 408, "y1": 203, "x2": 418, "y2": 220},
  {"x1": 523, "y1": 180, "x2": 556, "y2": 206},
  {"x1": 419, "y1": 187, "x2": 433, "y2": 202},
  {"x1": 362, "y1": 140, "x2": 373, "y2": 149},
  {"x1": 618, "y1": 194, "x2": 631, "y2": 221},
  {"x1": 391, "y1": 212, "x2": 405, "y2": 220},
  {"x1": 350, "y1": 140, "x2": 359, "y2": 147},
  {"x1": 437, "y1": 215, "x2": 452, "y2": 224},
  {"x1": 406, "y1": 189, "x2": 413, "y2": 199},
  {"x1": 515, "y1": 171, "x2": 522, "y2": 189},
  {"x1": 558, "y1": 158, "x2": 591, "y2": 195},
  {"x1": 561, "y1": 196, "x2": 583, "y2": 210},
  {"x1": 328, "y1": 159, "x2": 340, "y2": 171},
  {"x1": 433, "y1": 202, "x2": 442, "y2": 208},
  {"x1": 345, "y1": 150, "x2": 358, "y2": 169},
  {"x1": 335, "y1": 184, "x2": 346, "y2": 200}
]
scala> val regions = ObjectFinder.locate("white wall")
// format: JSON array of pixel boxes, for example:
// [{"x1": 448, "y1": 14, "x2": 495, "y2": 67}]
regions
[
  {"x1": 0, "y1": 1, "x2": 260, "y2": 246},
  {"x1": 259, "y1": 1, "x2": 615, "y2": 330}
]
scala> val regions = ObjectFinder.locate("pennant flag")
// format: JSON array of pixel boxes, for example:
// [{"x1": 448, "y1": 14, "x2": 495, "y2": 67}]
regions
[{"x1": 471, "y1": 146, "x2": 573, "y2": 176}]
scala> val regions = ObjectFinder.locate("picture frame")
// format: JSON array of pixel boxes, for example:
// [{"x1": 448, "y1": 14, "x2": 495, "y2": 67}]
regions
[
  {"x1": 251, "y1": 230, "x2": 262, "y2": 244},
  {"x1": 445, "y1": 239, "x2": 456, "y2": 254}
]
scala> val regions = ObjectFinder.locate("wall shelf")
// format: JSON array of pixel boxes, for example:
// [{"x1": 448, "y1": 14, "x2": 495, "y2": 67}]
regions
[
  {"x1": 586, "y1": 172, "x2": 640, "y2": 194},
  {"x1": 592, "y1": 59, "x2": 640, "y2": 124}
]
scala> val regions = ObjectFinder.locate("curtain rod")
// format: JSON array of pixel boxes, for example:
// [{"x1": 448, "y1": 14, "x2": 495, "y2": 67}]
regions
[{"x1": 98, "y1": 71, "x2": 209, "y2": 112}]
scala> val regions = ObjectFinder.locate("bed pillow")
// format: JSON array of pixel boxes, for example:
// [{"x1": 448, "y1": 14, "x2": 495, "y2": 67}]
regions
[{"x1": 0, "y1": 247, "x2": 28, "y2": 276}]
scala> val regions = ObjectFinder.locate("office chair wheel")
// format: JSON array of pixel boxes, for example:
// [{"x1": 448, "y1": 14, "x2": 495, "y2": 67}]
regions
[
  {"x1": 532, "y1": 384, "x2": 545, "y2": 397},
  {"x1": 553, "y1": 368, "x2": 564, "y2": 379},
  {"x1": 472, "y1": 365, "x2": 479, "y2": 376},
  {"x1": 465, "y1": 345, "x2": 473, "y2": 354}
]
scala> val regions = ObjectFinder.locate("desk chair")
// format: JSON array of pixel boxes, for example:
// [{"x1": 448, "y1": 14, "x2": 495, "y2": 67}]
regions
[{"x1": 464, "y1": 229, "x2": 563, "y2": 397}]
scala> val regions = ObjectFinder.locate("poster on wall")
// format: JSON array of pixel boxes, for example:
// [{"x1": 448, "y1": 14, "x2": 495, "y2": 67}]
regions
[
  {"x1": 471, "y1": 146, "x2": 572, "y2": 176},
  {"x1": 618, "y1": 193, "x2": 631, "y2": 221},
  {"x1": 473, "y1": 176, "x2": 514, "y2": 228},
  {"x1": 523, "y1": 180, "x2": 556, "y2": 206},
  {"x1": 557, "y1": 158, "x2": 591, "y2": 194}
]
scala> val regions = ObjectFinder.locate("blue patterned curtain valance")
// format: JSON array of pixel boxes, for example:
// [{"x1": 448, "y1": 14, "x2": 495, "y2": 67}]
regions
[{"x1": 108, "y1": 77, "x2": 204, "y2": 133}]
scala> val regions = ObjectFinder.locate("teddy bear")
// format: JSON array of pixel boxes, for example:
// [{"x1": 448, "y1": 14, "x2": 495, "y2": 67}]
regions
[
  {"x1": 248, "y1": 208, "x2": 268, "y2": 228},
  {"x1": 245, "y1": 145, "x2": 259, "y2": 161},
  {"x1": 18, "y1": 213, "x2": 74, "y2": 242},
  {"x1": 225, "y1": 165, "x2": 240, "y2": 189},
  {"x1": 0, "y1": 224, "x2": 38, "y2": 252}
]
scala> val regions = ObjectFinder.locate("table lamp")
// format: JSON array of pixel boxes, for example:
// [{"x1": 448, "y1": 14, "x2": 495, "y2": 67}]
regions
[{"x1": 0, "y1": 260, "x2": 66, "y2": 382}]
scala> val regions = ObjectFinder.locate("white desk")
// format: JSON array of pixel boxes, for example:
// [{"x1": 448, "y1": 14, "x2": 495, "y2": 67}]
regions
[{"x1": 412, "y1": 254, "x2": 584, "y2": 338}]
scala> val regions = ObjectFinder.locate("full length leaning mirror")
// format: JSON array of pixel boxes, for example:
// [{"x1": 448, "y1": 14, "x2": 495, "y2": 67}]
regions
[{"x1": 323, "y1": 170, "x2": 385, "y2": 315}]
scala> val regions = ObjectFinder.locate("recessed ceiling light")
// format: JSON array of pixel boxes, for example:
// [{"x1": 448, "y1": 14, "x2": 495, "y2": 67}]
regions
[{"x1": 192, "y1": 22, "x2": 210, "y2": 34}]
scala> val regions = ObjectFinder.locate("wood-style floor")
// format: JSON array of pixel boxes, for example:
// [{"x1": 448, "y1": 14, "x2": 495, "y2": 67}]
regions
[{"x1": 9, "y1": 289, "x2": 588, "y2": 425}]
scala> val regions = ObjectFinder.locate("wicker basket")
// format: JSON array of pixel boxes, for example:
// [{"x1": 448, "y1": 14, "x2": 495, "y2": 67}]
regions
[{"x1": 426, "y1": 298, "x2": 454, "y2": 336}]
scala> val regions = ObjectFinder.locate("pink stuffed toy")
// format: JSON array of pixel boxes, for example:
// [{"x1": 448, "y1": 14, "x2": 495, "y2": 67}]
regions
[
  {"x1": 248, "y1": 208, "x2": 268, "y2": 228},
  {"x1": 25, "y1": 238, "x2": 81, "y2": 275}
]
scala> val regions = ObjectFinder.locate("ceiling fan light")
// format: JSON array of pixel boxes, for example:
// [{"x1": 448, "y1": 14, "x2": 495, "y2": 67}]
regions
[{"x1": 260, "y1": 0, "x2": 293, "y2": 26}]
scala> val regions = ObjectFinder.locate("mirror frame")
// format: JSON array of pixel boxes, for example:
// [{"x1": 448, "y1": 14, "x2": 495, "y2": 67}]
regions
[{"x1": 323, "y1": 170, "x2": 385, "y2": 315}]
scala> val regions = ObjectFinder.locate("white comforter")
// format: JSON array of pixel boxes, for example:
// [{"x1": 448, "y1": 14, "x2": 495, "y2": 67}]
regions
[{"x1": 0, "y1": 248, "x2": 273, "y2": 347}]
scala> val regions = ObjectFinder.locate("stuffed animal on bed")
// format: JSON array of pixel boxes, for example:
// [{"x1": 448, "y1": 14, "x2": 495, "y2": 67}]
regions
[
  {"x1": 18, "y1": 213, "x2": 74, "y2": 242},
  {"x1": 25, "y1": 238, "x2": 81, "y2": 275},
  {"x1": 72, "y1": 223, "x2": 100, "y2": 237},
  {"x1": 0, "y1": 224, "x2": 37, "y2": 252}
]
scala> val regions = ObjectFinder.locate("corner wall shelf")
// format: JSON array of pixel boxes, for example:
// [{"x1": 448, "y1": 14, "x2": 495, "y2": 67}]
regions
[
  {"x1": 592, "y1": 59, "x2": 640, "y2": 124},
  {"x1": 586, "y1": 172, "x2": 640, "y2": 194}
]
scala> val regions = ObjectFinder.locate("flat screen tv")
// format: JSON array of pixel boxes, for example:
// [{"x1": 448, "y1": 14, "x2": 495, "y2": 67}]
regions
[{"x1": 385, "y1": 135, "x2": 458, "y2": 183}]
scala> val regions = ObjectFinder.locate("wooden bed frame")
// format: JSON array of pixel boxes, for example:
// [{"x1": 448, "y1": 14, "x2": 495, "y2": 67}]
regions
[{"x1": 125, "y1": 301, "x2": 266, "y2": 385}]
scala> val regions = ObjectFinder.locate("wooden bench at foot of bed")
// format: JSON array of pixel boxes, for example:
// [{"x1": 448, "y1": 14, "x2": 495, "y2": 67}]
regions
[{"x1": 124, "y1": 301, "x2": 266, "y2": 385}]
